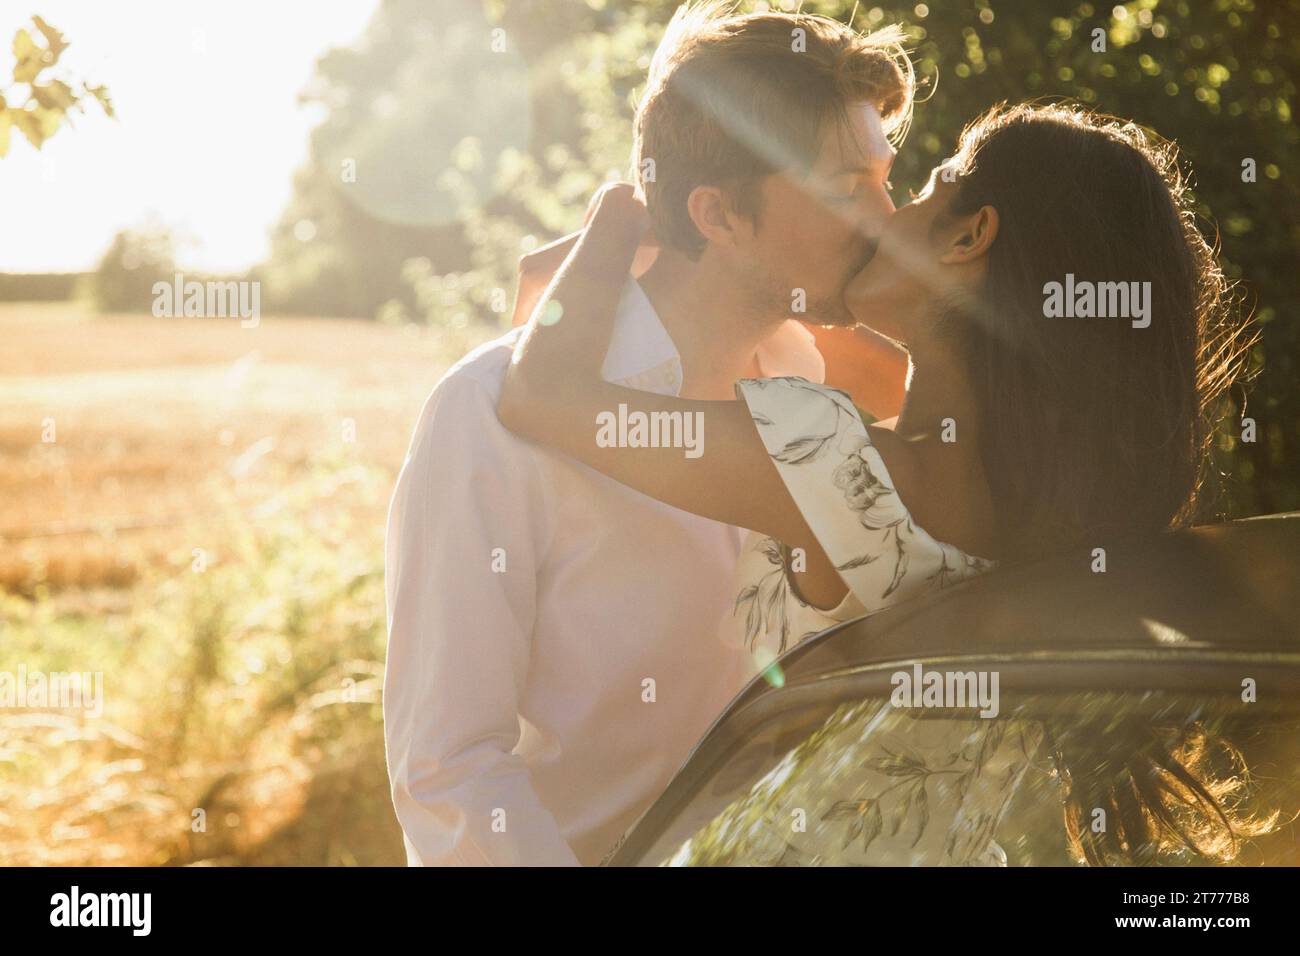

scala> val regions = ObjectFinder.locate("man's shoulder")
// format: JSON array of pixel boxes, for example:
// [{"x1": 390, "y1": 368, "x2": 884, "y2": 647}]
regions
[
  {"x1": 403, "y1": 327, "x2": 531, "y2": 464},
  {"x1": 434, "y1": 327, "x2": 522, "y2": 402}
]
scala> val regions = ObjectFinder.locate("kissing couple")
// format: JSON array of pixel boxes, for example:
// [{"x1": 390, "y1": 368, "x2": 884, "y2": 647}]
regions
[{"x1": 383, "y1": 3, "x2": 1248, "y2": 865}]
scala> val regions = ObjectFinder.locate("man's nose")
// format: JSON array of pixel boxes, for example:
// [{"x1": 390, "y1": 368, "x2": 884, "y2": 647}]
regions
[{"x1": 858, "y1": 193, "x2": 896, "y2": 242}]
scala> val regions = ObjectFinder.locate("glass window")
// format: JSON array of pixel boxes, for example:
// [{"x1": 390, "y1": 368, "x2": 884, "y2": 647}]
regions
[{"x1": 638, "y1": 685, "x2": 1300, "y2": 867}]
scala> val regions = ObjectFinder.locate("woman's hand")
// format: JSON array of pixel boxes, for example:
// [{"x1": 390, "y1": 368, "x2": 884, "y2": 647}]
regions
[
  {"x1": 494, "y1": 184, "x2": 843, "y2": 605},
  {"x1": 499, "y1": 183, "x2": 649, "y2": 430},
  {"x1": 510, "y1": 185, "x2": 653, "y2": 327},
  {"x1": 511, "y1": 231, "x2": 580, "y2": 328},
  {"x1": 565, "y1": 182, "x2": 651, "y2": 278}
]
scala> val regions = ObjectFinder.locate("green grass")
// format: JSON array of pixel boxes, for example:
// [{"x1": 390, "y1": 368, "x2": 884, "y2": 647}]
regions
[{"x1": 0, "y1": 304, "x2": 494, "y2": 865}]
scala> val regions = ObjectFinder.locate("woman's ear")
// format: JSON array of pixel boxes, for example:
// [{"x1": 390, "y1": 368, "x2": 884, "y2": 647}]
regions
[
  {"x1": 686, "y1": 185, "x2": 743, "y2": 249},
  {"x1": 940, "y1": 204, "x2": 999, "y2": 265}
]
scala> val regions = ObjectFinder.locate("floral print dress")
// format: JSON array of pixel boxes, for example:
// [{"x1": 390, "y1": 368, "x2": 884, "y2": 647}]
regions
[
  {"x1": 726, "y1": 376, "x2": 995, "y2": 658},
  {"x1": 678, "y1": 378, "x2": 1044, "y2": 867}
]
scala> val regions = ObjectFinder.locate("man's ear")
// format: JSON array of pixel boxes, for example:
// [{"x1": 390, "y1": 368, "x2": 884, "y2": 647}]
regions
[
  {"x1": 939, "y1": 205, "x2": 999, "y2": 265},
  {"x1": 685, "y1": 185, "x2": 744, "y2": 249}
]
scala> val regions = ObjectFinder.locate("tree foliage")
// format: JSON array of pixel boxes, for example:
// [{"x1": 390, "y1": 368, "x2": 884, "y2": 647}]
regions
[
  {"x1": 0, "y1": 16, "x2": 113, "y2": 157},
  {"x1": 86, "y1": 225, "x2": 177, "y2": 314},
  {"x1": 265, "y1": 0, "x2": 1299, "y2": 515}
]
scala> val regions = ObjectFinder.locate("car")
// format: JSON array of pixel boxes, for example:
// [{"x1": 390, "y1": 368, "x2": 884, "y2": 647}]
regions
[{"x1": 605, "y1": 513, "x2": 1300, "y2": 866}]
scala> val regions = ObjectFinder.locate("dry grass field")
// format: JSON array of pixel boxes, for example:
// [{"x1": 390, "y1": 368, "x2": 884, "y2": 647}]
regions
[{"x1": 0, "y1": 302, "x2": 494, "y2": 865}]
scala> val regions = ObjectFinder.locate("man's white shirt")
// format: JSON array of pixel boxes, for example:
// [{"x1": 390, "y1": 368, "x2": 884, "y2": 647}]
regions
[{"x1": 383, "y1": 279, "x2": 824, "y2": 865}]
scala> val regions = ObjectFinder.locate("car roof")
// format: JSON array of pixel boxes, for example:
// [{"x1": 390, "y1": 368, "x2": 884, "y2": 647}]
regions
[{"x1": 735, "y1": 511, "x2": 1300, "y2": 710}]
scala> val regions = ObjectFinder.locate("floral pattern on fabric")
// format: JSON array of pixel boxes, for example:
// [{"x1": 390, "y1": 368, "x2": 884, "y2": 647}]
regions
[
  {"x1": 727, "y1": 377, "x2": 994, "y2": 657},
  {"x1": 665, "y1": 700, "x2": 1047, "y2": 867}
]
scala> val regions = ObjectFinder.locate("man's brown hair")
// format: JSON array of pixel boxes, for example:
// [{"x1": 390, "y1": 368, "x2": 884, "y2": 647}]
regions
[{"x1": 633, "y1": 2, "x2": 915, "y2": 258}]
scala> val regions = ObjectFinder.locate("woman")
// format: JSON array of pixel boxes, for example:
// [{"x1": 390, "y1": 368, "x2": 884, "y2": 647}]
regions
[{"x1": 499, "y1": 103, "x2": 1265, "y2": 864}]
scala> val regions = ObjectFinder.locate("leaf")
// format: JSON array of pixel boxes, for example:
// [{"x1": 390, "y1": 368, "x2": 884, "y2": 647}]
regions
[
  {"x1": 842, "y1": 818, "x2": 863, "y2": 850},
  {"x1": 31, "y1": 16, "x2": 69, "y2": 64},
  {"x1": 11, "y1": 108, "x2": 44, "y2": 148},
  {"x1": 864, "y1": 753, "x2": 923, "y2": 777},
  {"x1": 0, "y1": 111, "x2": 9, "y2": 158},
  {"x1": 835, "y1": 551, "x2": 880, "y2": 572},
  {"x1": 881, "y1": 530, "x2": 910, "y2": 599},
  {"x1": 771, "y1": 433, "x2": 831, "y2": 464},
  {"x1": 822, "y1": 799, "x2": 866, "y2": 821},
  {"x1": 763, "y1": 576, "x2": 785, "y2": 625},
  {"x1": 35, "y1": 105, "x2": 63, "y2": 139},
  {"x1": 891, "y1": 787, "x2": 909, "y2": 836},
  {"x1": 12, "y1": 27, "x2": 35, "y2": 63},
  {"x1": 860, "y1": 801, "x2": 883, "y2": 854},
  {"x1": 732, "y1": 584, "x2": 758, "y2": 615},
  {"x1": 744, "y1": 591, "x2": 761, "y2": 641},
  {"x1": 756, "y1": 537, "x2": 783, "y2": 566},
  {"x1": 12, "y1": 28, "x2": 46, "y2": 84},
  {"x1": 31, "y1": 80, "x2": 76, "y2": 112},
  {"x1": 87, "y1": 84, "x2": 115, "y2": 119},
  {"x1": 910, "y1": 782, "x2": 930, "y2": 848}
]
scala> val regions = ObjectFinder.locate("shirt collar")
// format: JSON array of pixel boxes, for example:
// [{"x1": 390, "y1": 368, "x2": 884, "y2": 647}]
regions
[
  {"x1": 600, "y1": 278, "x2": 826, "y2": 395},
  {"x1": 600, "y1": 279, "x2": 682, "y2": 394}
]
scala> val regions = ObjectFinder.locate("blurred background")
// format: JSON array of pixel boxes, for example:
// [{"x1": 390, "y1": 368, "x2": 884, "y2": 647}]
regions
[{"x1": 0, "y1": 0, "x2": 1295, "y2": 865}]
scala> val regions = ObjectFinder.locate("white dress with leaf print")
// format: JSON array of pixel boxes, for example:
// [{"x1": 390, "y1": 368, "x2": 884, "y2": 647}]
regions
[
  {"x1": 693, "y1": 377, "x2": 1042, "y2": 867},
  {"x1": 727, "y1": 376, "x2": 995, "y2": 658}
]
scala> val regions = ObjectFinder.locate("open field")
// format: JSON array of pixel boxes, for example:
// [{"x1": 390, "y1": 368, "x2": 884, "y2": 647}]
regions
[{"x1": 0, "y1": 303, "x2": 494, "y2": 865}]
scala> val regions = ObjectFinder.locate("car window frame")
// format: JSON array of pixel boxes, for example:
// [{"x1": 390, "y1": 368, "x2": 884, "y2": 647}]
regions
[{"x1": 607, "y1": 650, "x2": 1300, "y2": 866}]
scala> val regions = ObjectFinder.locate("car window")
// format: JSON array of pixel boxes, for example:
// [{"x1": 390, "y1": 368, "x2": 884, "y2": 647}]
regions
[{"x1": 648, "y1": 689, "x2": 1300, "y2": 866}]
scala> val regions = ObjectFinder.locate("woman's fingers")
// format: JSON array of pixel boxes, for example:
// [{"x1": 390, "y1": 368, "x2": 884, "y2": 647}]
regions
[
  {"x1": 512, "y1": 231, "x2": 581, "y2": 327},
  {"x1": 520, "y1": 231, "x2": 581, "y2": 275},
  {"x1": 511, "y1": 184, "x2": 652, "y2": 326},
  {"x1": 586, "y1": 182, "x2": 650, "y2": 243},
  {"x1": 591, "y1": 184, "x2": 657, "y2": 273}
]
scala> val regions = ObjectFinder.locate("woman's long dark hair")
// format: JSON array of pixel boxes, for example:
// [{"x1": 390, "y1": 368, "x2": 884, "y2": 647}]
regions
[
  {"x1": 941, "y1": 104, "x2": 1267, "y2": 864},
  {"x1": 1044, "y1": 716, "x2": 1279, "y2": 866},
  {"x1": 943, "y1": 103, "x2": 1253, "y2": 561}
]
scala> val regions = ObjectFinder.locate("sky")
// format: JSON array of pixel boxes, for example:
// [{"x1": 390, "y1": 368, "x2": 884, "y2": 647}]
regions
[{"x1": 0, "y1": 0, "x2": 380, "y2": 273}]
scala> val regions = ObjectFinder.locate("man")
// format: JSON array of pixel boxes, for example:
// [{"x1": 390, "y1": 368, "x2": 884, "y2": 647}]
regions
[{"x1": 383, "y1": 3, "x2": 913, "y2": 866}]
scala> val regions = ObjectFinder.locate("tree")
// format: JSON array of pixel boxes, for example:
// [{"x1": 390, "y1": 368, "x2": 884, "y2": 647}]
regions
[
  {"x1": 264, "y1": 0, "x2": 1299, "y2": 517},
  {"x1": 260, "y1": 0, "x2": 675, "y2": 321},
  {"x1": 86, "y1": 224, "x2": 177, "y2": 314}
]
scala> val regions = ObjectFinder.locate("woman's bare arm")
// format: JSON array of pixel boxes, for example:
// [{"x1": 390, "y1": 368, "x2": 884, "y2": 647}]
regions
[{"x1": 497, "y1": 185, "x2": 843, "y2": 601}]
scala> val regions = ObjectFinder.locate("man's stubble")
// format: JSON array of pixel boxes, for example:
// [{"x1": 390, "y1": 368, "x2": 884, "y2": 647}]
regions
[{"x1": 735, "y1": 257, "x2": 859, "y2": 330}]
